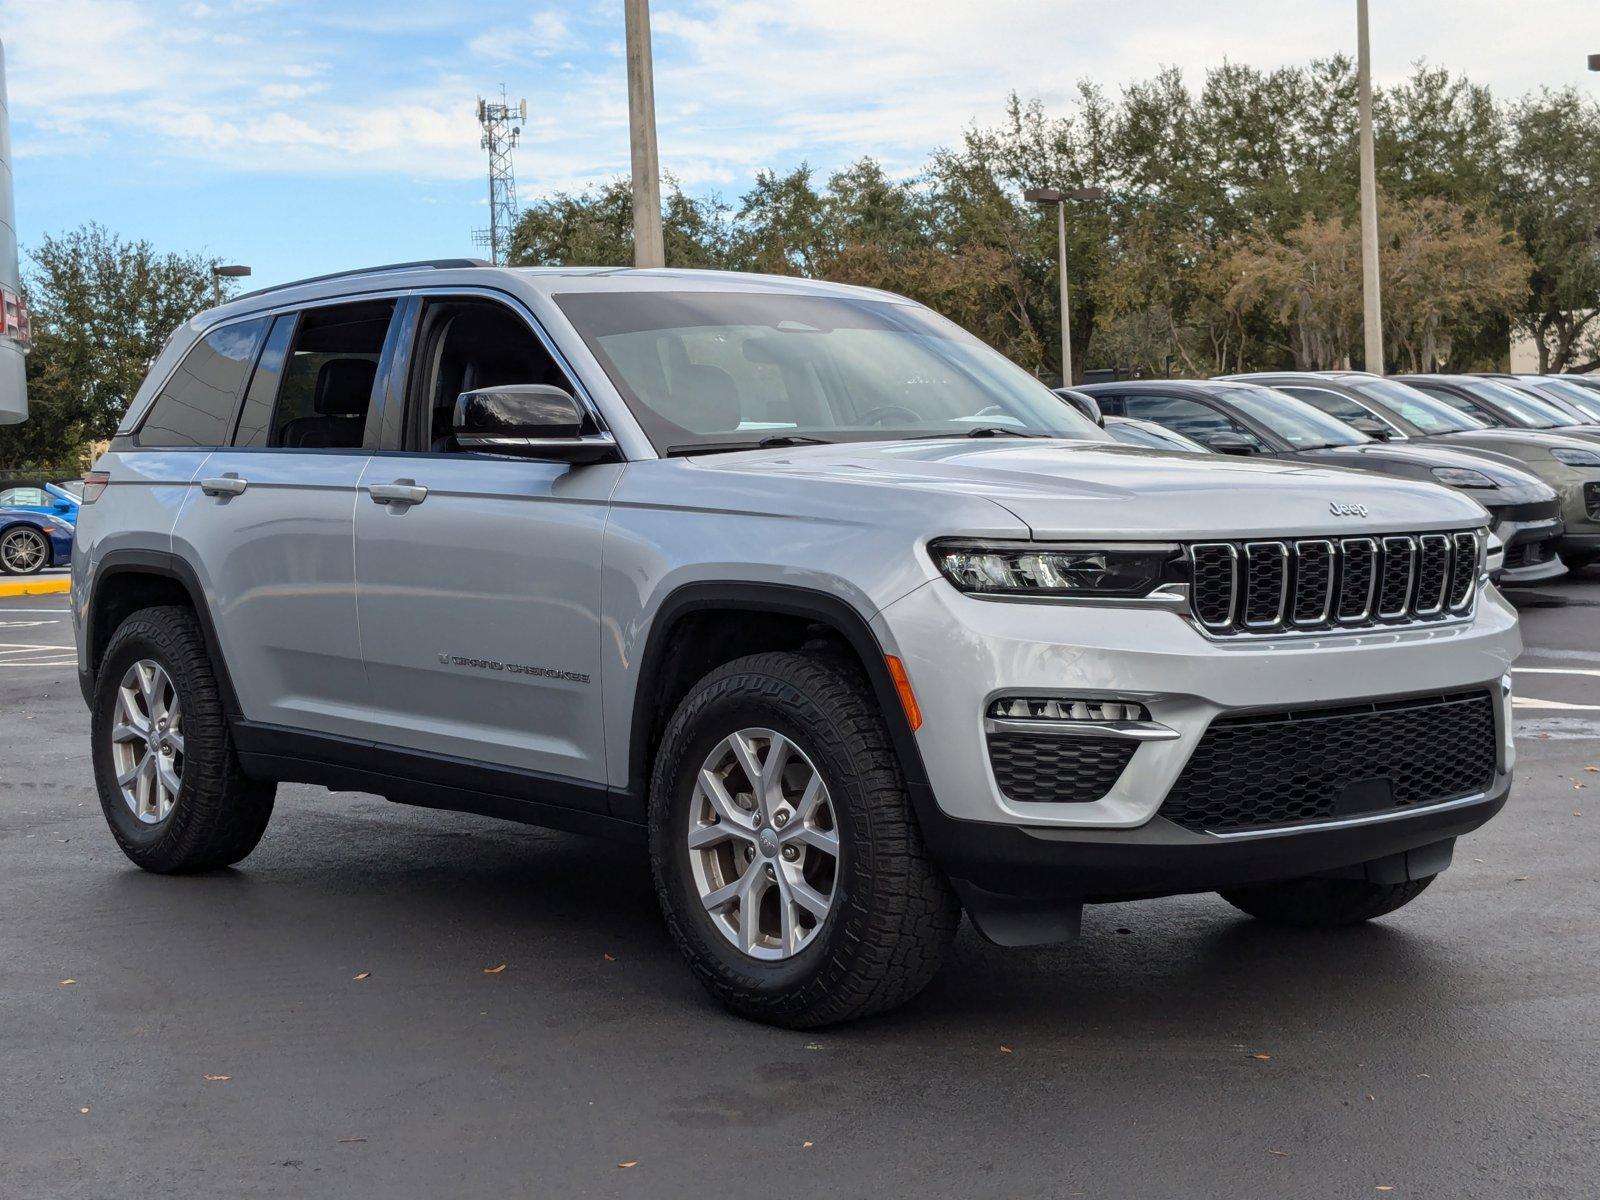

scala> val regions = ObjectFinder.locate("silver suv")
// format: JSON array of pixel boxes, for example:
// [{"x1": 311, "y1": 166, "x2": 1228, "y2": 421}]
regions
[{"x1": 73, "y1": 262, "x2": 1521, "y2": 1026}]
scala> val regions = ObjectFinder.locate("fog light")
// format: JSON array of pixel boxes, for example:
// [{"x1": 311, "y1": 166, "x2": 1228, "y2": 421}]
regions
[{"x1": 988, "y1": 697, "x2": 1150, "y2": 722}]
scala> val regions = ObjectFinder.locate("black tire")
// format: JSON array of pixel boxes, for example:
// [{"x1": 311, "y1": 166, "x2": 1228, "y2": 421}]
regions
[
  {"x1": 648, "y1": 650, "x2": 960, "y2": 1027},
  {"x1": 90, "y1": 605, "x2": 276, "y2": 873},
  {"x1": 1219, "y1": 874, "x2": 1436, "y2": 927},
  {"x1": 0, "y1": 525, "x2": 50, "y2": 575}
]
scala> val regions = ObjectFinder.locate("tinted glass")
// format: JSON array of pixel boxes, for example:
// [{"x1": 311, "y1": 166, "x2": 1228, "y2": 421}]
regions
[
  {"x1": 1122, "y1": 394, "x2": 1266, "y2": 449},
  {"x1": 0, "y1": 486, "x2": 44, "y2": 505},
  {"x1": 267, "y1": 300, "x2": 394, "y2": 449},
  {"x1": 1530, "y1": 378, "x2": 1600, "y2": 422},
  {"x1": 1278, "y1": 384, "x2": 1395, "y2": 431},
  {"x1": 1217, "y1": 385, "x2": 1367, "y2": 448},
  {"x1": 1456, "y1": 379, "x2": 1571, "y2": 429},
  {"x1": 1350, "y1": 378, "x2": 1484, "y2": 434},
  {"x1": 1105, "y1": 419, "x2": 1209, "y2": 453},
  {"x1": 136, "y1": 319, "x2": 267, "y2": 448},
  {"x1": 554, "y1": 290, "x2": 1104, "y2": 451},
  {"x1": 232, "y1": 315, "x2": 296, "y2": 448}
]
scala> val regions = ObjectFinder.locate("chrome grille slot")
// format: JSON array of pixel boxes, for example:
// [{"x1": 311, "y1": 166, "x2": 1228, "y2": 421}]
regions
[
  {"x1": 1415, "y1": 534, "x2": 1451, "y2": 615},
  {"x1": 1242, "y1": 541, "x2": 1289, "y2": 628},
  {"x1": 1290, "y1": 540, "x2": 1335, "y2": 626},
  {"x1": 1337, "y1": 537, "x2": 1378, "y2": 622},
  {"x1": 1377, "y1": 536, "x2": 1416, "y2": 619},
  {"x1": 1187, "y1": 529, "x2": 1479, "y2": 637},
  {"x1": 1447, "y1": 532, "x2": 1478, "y2": 611}
]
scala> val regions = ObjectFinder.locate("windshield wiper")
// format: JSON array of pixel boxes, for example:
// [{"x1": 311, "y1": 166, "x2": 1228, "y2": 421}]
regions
[
  {"x1": 664, "y1": 434, "x2": 834, "y2": 457},
  {"x1": 755, "y1": 434, "x2": 832, "y2": 448},
  {"x1": 906, "y1": 426, "x2": 1052, "y2": 440}
]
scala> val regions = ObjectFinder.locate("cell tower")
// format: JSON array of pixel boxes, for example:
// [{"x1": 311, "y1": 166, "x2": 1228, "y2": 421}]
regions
[{"x1": 474, "y1": 87, "x2": 527, "y2": 265}]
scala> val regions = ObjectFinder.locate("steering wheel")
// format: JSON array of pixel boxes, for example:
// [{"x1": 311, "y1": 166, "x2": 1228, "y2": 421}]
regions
[{"x1": 856, "y1": 404, "x2": 921, "y2": 428}]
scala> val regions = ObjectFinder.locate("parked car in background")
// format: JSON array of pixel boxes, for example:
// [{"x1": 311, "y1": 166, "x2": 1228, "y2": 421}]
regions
[
  {"x1": 1479, "y1": 374, "x2": 1600, "y2": 426},
  {"x1": 1396, "y1": 374, "x2": 1600, "y2": 447},
  {"x1": 1103, "y1": 415, "x2": 1212, "y2": 454},
  {"x1": 0, "y1": 505, "x2": 73, "y2": 575},
  {"x1": 1236, "y1": 372, "x2": 1600, "y2": 571},
  {"x1": 1081, "y1": 379, "x2": 1567, "y2": 583},
  {"x1": 0, "y1": 479, "x2": 81, "y2": 524},
  {"x1": 1052, "y1": 387, "x2": 1103, "y2": 426}
]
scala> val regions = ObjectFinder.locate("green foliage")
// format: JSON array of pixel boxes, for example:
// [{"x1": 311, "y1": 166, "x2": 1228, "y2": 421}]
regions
[{"x1": 0, "y1": 223, "x2": 222, "y2": 471}]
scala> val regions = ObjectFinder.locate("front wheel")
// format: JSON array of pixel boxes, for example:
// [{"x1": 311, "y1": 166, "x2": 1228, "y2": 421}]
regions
[
  {"x1": 648, "y1": 651, "x2": 959, "y2": 1027},
  {"x1": 0, "y1": 526, "x2": 50, "y2": 575},
  {"x1": 1219, "y1": 875, "x2": 1436, "y2": 927}
]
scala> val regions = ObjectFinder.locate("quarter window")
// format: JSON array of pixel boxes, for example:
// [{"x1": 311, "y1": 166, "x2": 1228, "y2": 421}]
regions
[
  {"x1": 251, "y1": 300, "x2": 395, "y2": 450},
  {"x1": 135, "y1": 320, "x2": 267, "y2": 448}
]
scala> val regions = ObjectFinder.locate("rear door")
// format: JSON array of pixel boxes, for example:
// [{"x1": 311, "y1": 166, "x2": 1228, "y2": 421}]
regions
[
  {"x1": 171, "y1": 298, "x2": 404, "y2": 738},
  {"x1": 351, "y1": 292, "x2": 620, "y2": 798}
]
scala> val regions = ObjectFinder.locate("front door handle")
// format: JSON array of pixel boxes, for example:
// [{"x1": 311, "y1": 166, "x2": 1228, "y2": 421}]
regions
[
  {"x1": 200, "y1": 476, "x2": 248, "y2": 497},
  {"x1": 369, "y1": 481, "x2": 428, "y2": 508}
]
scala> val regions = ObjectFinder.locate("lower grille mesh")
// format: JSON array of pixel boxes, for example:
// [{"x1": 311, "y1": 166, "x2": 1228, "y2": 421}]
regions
[
  {"x1": 987, "y1": 734, "x2": 1137, "y2": 804},
  {"x1": 1159, "y1": 691, "x2": 1497, "y2": 833}
]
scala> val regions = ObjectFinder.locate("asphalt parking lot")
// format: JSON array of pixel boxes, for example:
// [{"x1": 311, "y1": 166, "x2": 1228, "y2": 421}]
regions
[{"x1": 2, "y1": 571, "x2": 1597, "y2": 1199}]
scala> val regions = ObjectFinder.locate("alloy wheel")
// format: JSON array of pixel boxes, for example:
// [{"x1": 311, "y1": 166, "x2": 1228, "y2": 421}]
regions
[
  {"x1": 686, "y1": 728, "x2": 840, "y2": 961},
  {"x1": 0, "y1": 528, "x2": 47, "y2": 574},
  {"x1": 109, "y1": 659, "x2": 185, "y2": 824}
]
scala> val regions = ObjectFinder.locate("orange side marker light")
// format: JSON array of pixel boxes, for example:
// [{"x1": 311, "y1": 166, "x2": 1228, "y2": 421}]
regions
[{"x1": 885, "y1": 655, "x2": 923, "y2": 732}]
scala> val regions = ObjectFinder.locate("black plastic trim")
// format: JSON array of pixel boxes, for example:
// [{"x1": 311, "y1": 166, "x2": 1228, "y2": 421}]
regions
[{"x1": 231, "y1": 721, "x2": 638, "y2": 840}]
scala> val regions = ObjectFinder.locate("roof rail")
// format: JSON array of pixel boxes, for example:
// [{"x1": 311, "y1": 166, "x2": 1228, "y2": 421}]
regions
[{"x1": 232, "y1": 258, "x2": 491, "y2": 302}]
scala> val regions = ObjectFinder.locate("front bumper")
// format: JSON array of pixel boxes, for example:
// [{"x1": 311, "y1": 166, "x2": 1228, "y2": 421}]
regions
[{"x1": 1491, "y1": 510, "x2": 1566, "y2": 584}]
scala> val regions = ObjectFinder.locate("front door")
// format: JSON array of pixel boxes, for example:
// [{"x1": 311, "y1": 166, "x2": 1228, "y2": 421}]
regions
[{"x1": 352, "y1": 295, "x2": 619, "y2": 798}]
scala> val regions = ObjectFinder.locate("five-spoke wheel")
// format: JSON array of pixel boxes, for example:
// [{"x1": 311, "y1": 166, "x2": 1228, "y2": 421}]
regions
[{"x1": 109, "y1": 659, "x2": 185, "y2": 824}]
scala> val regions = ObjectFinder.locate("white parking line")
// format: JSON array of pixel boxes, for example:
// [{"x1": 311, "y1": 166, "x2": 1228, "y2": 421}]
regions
[
  {"x1": 1514, "y1": 667, "x2": 1600, "y2": 678},
  {"x1": 1513, "y1": 697, "x2": 1600, "y2": 712}
]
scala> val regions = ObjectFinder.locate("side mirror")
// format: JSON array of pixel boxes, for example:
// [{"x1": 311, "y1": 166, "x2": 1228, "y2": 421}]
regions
[
  {"x1": 1202, "y1": 430, "x2": 1258, "y2": 455},
  {"x1": 453, "y1": 385, "x2": 617, "y2": 463},
  {"x1": 1053, "y1": 388, "x2": 1104, "y2": 427},
  {"x1": 1347, "y1": 416, "x2": 1393, "y2": 441},
  {"x1": 52, "y1": 500, "x2": 74, "y2": 513}
]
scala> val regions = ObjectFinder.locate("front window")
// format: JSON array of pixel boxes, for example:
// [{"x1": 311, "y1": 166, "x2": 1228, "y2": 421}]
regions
[
  {"x1": 1217, "y1": 385, "x2": 1367, "y2": 448},
  {"x1": 1350, "y1": 378, "x2": 1485, "y2": 434},
  {"x1": 553, "y1": 290, "x2": 1104, "y2": 452}
]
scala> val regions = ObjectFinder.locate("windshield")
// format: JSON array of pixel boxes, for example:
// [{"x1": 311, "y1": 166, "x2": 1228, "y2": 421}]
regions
[
  {"x1": 1219, "y1": 384, "x2": 1368, "y2": 448},
  {"x1": 553, "y1": 290, "x2": 1106, "y2": 452},
  {"x1": 1106, "y1": 419, "x2": 1209, "y2": 453},
  {"x1": 1350, "y1": 378, "x2": 1485, "y2": 434},
  {"x1": 1458, "y1": 379, "x2": 1573, "y2": 429},
  {"x1": 1527, "y1": 378, "x2": 1600, "y2": 423}
]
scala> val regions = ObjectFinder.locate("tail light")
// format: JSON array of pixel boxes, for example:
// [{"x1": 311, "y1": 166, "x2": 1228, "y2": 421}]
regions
[{"x1": 82, "y1": 471, "x2": 111, "y2": 504}]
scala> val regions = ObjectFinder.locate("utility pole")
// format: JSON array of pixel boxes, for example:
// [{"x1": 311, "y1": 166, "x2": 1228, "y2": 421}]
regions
[
  {"x1": 624, "y1": 0, "x2": 665, "y2": 268},
  {"x1": 1357, "y1": 0, "x2": 1384, "y2": 374},
  {"x1": 1024, "y1": 186, "x2": 1105, "y2": 387},
  {"x1": 474, "y1": 87, "x2": 526, "y2": 266}
]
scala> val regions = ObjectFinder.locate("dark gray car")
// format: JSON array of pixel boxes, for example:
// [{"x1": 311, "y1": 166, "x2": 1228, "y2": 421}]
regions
[{"x1": 1233, "y1": 372, "x2": 1600, "y2": 571}]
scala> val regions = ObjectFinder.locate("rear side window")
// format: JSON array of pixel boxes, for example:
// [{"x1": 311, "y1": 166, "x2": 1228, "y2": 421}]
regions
[
  {"x1": 231, "y1": 315, "x2": 297, "y2": 449},
  {"x1": 135, "y1": 320, "x2": 268, "y2": 448},
  {"x1": 265, "y1": 300, "x2": 394, "y2": 449}
]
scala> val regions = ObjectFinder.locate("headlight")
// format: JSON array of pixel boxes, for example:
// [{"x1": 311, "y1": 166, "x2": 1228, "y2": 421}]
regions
[
  {"x1": 930, "y1": 540, "x2": 1179, "y2": 598},
  {"x1": 1551, "y1": 447, "x2": 1600, "y2": 467},
  {"x1": 1432, "y1": 466, "x2": 1497, "y2": 488}
]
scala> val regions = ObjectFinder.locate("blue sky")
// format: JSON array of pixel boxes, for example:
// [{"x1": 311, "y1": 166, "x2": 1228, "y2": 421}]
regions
[{"x1": 3, "y1": 0, "x2": 1597, "y2": 289}]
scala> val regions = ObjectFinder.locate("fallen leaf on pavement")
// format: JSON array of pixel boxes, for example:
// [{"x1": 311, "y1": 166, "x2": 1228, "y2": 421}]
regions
[
  {"x1": 483, "y1": 963, "x2": 507, "y2": 975},
  {"x1": 338, "y1": 1137, "x2": 366, "y2": 1144},
  {"x1": 1366, "y1": 1093, "x2": 1376, "y2": 1101},
  {"x1": 1252, "y1": 1053, "x2": 1272, "y2": 1061},
  {"x1": 998, "y1": 1045, "x2": 1014, "y2": 1054},
  {"x1": 1268, "y1": 1150, "x2": 1289, "y2": 1157},
  {"x1": 1376, "y1": 1188, "x2": 1394, "y2": 1193},
  {"x1": 78, "y1": 1107, "x2": 89, "y2": 1115},
  {"x1": 353, "y1": 972, "x2": 370, "y2": 981},
  {"x1": 1585, "y1": 766, "x2": 1597, "y2": 773},
  {"x1": 603, "y1": 953, "x2": 615, "y2": 962},
  {"x1": 802, "y1": 1141, "x2": 814, "y2": 1149},
  {"x1": 60, "y1": 979, "x2": 76, "y2": 986},
  {"x1": 618, "y1": 1161, "x2": 638, "y2": 1169},
  {"x1": 204, "y1": 1075, "x2": 230, "y2": 1082}
]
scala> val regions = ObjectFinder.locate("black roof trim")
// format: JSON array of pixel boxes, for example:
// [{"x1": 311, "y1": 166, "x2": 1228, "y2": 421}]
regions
[{"x1": 233, "y1": 258, "x2": 491, "y2": 302}]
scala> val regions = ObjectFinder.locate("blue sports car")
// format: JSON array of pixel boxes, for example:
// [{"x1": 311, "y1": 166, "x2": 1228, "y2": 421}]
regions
[
  {"x1": 0, "y1": 479, "x2": 81, "y2": 524},
  {"x1": 0, "y1": 506, "x2": 73, "y2": 575}
]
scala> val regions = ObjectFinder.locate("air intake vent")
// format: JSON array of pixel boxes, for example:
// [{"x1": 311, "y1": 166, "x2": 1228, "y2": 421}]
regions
[{"x1": 1188, "y1": 530, "x2": 1480, "y2": 636}]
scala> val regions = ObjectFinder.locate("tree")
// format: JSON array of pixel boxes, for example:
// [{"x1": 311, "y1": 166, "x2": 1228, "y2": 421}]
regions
[
  {"x1": 507, "y1": 177, "x2": 733, "y2": 269},
  {"x1": 0, "y1": 223, "x2": 221, "y2": 472}
]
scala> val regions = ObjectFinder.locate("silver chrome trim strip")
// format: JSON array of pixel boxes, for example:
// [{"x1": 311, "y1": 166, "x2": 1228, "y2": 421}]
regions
[
  {"x1": 983, "y1": 718, "x2": 1182, "y2": 742},
  {"x1": 1206, "y1": 791, "x2": 1491, "y2": 840},
  {"x1": 1290, "y1": 539, "x2": 1336, "y2": 626},
  {"x1": 1241, "y1": 541, "x2": 1289, "y2": 629},
  {"x1": 1378, "y1": 535, "x2": 1417, "y2": 619},
  {"x1": 1416, "y1": 533, "x2": 1451, "y2": 615},
  {"x1": 1188, "y1": 543, "x2": 1239, "y2": 630},
  {"x1": 1337, "y1": 536, "x2": 1379, "y2": 623}
]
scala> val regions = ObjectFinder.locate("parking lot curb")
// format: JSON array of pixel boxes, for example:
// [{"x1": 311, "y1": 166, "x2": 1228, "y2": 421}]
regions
[{"x1": 0, "y1": 577, "x2": 71, "y2": 597}]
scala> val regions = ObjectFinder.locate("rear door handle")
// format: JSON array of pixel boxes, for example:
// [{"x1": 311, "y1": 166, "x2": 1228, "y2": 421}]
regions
[
  {"x1": 200, "y1": 476, "x2": 248, "y2": 497},
  {"x1": 369, "y1": 481, "x2": 428, "y2": 508}
]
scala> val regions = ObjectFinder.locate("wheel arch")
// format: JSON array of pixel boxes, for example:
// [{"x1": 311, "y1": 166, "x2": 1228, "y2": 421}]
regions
[
  {"x1": 85, "y1": 550, "x2": 241, "y2": 716},
  {"x1": 624, "y1": 581, "x2": 933, "y2": 820}
]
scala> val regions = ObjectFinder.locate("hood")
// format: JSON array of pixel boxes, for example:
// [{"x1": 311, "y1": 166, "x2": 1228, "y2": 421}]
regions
[
  {"x1": 686, "y1": 438, "x2": 1491, "y2": 540},
  {"x1": 1308, "y1": 442, "x2": 1555, "y2": 501},
  {"x1": 1434, "y1": 427, "x2": 1600, "y2": 463}
]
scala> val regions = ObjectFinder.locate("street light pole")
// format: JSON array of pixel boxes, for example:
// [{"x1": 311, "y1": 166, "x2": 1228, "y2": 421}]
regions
[
  {"x1": 624, "y1": 0, "x2": 665, "y2": 269},
  {"x1": 1357, "y1": 0, "x2": 1384, "y2": 374},
  {"x1": 1024, "y1": 186, "x2": 1105, "y2": 387},
  {"x1": 211, "y1": 264, "x2": 251, "y2": 308}
]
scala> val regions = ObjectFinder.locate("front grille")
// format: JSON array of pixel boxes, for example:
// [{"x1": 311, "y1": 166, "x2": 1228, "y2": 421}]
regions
[
  {"x1": 1159, "y1": 690, "x2": 1497, "y2": 833},
  {"x1": 1504, "y1": 538, "x2": 1556, "y2": 571},
  {"x1": 987, "y1": 733, "x2": 1137, "y2": 804},
  {"x1": 1586, "y1": 482, "x2": 1600, "y2": 522},
  {"x1": 1188, "y1": 530, "x2": 1480, "y2": 636}
]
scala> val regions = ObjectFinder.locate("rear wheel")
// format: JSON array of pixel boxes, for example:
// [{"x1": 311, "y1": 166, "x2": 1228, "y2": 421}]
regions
[
  {"x1": 1219, "y1": 875, "x2": 1436, "y2": 927},
  {"x1": 649, "y1": 650, "x2": 959, "y2": 1027},
  {"x1": 0, "y1": 526, "x2": 50, "y2": 575},
  {"x1": 91, "y1": 605, "x2": 275, "y2": 872}
]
